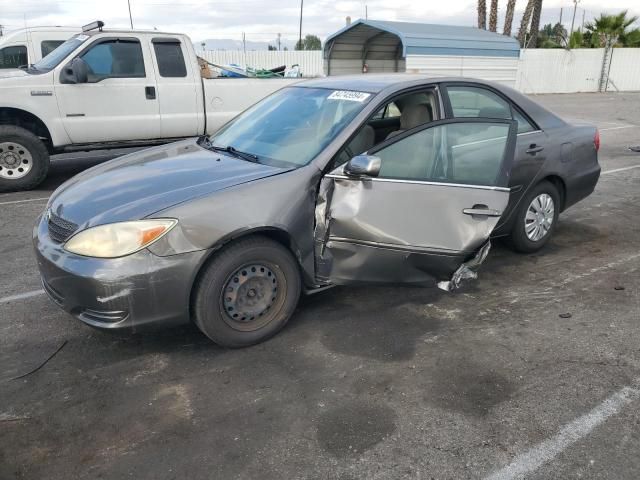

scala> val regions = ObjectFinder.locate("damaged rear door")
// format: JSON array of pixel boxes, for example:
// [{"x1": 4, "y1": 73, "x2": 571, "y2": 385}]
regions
[{"x1": 314, "y1": 118, "x2": 517, "y2": 290}]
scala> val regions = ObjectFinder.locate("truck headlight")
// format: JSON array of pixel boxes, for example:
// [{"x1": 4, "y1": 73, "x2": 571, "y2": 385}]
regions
[{"x1": 64, "y1": 219, "x2": 177, "y2": 258}]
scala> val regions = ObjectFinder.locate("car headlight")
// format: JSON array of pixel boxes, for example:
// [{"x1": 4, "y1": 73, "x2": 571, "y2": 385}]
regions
[{"x1": 64, "y1": 219, "x2": 177, "y2": 258}]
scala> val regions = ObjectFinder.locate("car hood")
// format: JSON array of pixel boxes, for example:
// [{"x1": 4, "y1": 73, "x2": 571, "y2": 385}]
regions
[{"x1": 48, "y1": 139, "x2": 291, "y2": 228}]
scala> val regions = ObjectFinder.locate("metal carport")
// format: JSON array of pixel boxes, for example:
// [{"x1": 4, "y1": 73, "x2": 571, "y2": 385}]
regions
[{"x1": 324, "y1": 19, "x2": 521, "y2": 86}]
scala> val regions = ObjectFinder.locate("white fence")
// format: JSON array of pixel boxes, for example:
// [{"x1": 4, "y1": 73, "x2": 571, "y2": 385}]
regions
[{"x1": 196, "y1": 48, "x2": 640, "y2": 93}]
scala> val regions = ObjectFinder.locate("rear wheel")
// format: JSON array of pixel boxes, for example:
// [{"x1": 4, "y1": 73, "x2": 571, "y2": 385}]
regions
[
  {"x1": 508, "y1": 181, "x2": 560, "y2": 253},
  {"x1": 192, "y1": 236, "x2": 301, "y2": 347},
  {"x1": 0, "y1": 125, "x2": 50, "y2": 192}
]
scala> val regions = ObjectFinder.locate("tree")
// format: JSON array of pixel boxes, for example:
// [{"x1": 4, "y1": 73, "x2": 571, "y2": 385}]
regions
[
  {"x1": 478, "y1": 0, "x2": 487, "y2": 29},
  {"x1": 503, "y1": 0, "x2": 516, "y2": 36},
  {"x1": 528, "y1": 0, "x2": 544, "y2": 47},
  {"x1": 536, "y1": 22, "x2": 567, "y2": 47},
  {"x1": 517, "y1": 0, "x2": 535, "y2": 46},
  {"x1": 585, "y1": 10, "x2": 639, "y2": 48},
  {"x1": 568, "y1": 30, "x2": 585, "y2": 48},
  {"x1": 489, "y1": 0, "x2": 498, "y2": 32},
  {"x1": 268, "y1": 44, "x2": 277, "y2": 51},
  {"x1": 295, "y1": 34, "x2": 321, "y2": 50},
  {"x1": 621, "y1": 28, "x2": 640, "y2": 47}
]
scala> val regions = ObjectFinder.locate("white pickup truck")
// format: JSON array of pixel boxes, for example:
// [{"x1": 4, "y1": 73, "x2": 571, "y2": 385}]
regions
[{"x1": 0, "y1": 21, "x2": 299, "y2": 191}]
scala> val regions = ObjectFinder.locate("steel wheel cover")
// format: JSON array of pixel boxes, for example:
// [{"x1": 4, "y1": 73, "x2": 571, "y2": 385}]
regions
[{"x1": 525, "y1": 193, "x2": 555, "y2": 242}]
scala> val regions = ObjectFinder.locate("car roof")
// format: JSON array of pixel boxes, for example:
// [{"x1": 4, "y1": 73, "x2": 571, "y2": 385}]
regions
[{"x1": 297, "y1": 74, "x2": 566, "y2": 129}]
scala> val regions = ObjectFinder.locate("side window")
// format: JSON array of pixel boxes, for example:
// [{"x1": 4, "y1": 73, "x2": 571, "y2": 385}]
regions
[
  {"x1": 0, "y1": 45, "x2": 27, "y2": 69},
  {"x1": 153, "y1": 41, "x2": 187, "y2": 77},
  {"x1": 41, "y1": 40, "x2": 65, "y2": 58},
  {"x1": 80, "y1": 39, "x2": 145, "y2": 81},
  {"x1": 373, "y1": 121, "x2": 511, "y2": 186},
  {"x1": 512, "y1": 108, "x2": 536, "y2": 134},
  {"x1": 447, "y1": 86, "x2": 511, "y2": 119}
]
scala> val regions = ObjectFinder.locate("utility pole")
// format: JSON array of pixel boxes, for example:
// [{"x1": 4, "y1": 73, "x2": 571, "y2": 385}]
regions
[
  {"x1": 559, "y1": 8, "x2": 563, "y2": 26},
  {"x1": 127, "y1": 0, "x2": 134, "y2": 29},
  {"x1": 365, "y1": 5, "x2": 368, "y2": 20},
  {"x1": 298, "y1": 0, "x2": 304, "y2": 50},
  {"x1": 569, "y1": 0, "x2": 580, "y2": 39},
  {"x1": 0, "y1": 25, "x2": 3, "y2": 37},
  {"x1": 277, "y1": 33, "x2": 281, "y2": 51},
  {"x1": 581, "y1": 10, "x2": 585, "y2": 29}
]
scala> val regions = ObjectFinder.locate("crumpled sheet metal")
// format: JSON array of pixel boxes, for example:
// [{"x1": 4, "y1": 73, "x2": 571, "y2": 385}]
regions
[
  {"x1": 313, "y1": 176, "x2": 335, "y2": 279},
  {"x1": 437, "y1": 241, "x2": 491, "y2": 292}
]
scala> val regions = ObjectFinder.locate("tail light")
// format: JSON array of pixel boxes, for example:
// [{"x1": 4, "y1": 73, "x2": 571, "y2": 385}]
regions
[{"x1": 594, "y1": 129, "x2": 600, "y2": 152}]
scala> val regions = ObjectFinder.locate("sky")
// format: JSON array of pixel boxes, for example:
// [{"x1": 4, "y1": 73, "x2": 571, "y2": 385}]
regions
[{"x1": 2, "y1": 0, "x2": 639, "y2": 46}]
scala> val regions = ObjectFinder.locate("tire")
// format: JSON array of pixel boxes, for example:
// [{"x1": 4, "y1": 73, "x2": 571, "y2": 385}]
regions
[
  {"x1": 192, "y1": 236, "x2": 301, "y2": 348},
  {"x1": 0, "y1": 125, "x2": 50, "y2": 192},
  {"x1": 508, "y1": 180, "x2": 560, "y2": 253}
]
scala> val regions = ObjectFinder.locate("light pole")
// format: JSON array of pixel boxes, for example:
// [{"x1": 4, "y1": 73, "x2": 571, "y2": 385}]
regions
[
  {"x1": 298, "y1": 0, "x2": 304, "y2": 50},
  {"x1": 569, "y1": 0, "x2": 580, "y2": 40},
  {"x1": 128, "y1": 0, "x2": 134, "y2": 29}
]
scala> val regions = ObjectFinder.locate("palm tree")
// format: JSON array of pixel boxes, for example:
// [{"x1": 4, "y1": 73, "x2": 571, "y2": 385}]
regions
[
  {"x1": 489, "y1": 0, "x2": 499, "y2": 32},
  {"x1": 503, "y1": 0, "x2": 516, "y2": 36},
  {"x1": 528, "y1": 0, "x2": 544, "y2": 47},
  {"x1": 517, "y1": 0, "x2": 535, "y2": 46},
  {"x1": 585, "y1": 10, "x2": 639, "y2": 48},
  {"x1": 478, "y1": 0, "x2": 487, "y2": 29}
]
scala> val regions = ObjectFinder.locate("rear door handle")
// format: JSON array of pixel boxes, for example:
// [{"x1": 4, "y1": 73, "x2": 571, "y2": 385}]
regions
[
  {"x1": 526, "y1": 144, "x2": 544, "y2": 155},
  {"x1": 463, "y1": 206, "x2": 503, "y2": 217},
  {"x1": 145, "y1": 86, "x2": 156, "y2": 100}
]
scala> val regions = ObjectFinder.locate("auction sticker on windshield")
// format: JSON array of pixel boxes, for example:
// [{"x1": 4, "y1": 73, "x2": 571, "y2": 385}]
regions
[{"x1": 327, "y1": 90, "x2": 371, "y2": 102}]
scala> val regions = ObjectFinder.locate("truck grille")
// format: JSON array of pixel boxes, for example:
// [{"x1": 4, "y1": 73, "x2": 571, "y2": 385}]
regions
[{"x1": 48, "y1": 211, "x2": 78, "y2": 243}]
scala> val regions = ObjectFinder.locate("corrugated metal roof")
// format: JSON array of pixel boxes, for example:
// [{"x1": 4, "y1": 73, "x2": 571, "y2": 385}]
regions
[{"x1": 324, "y1": 19, "x2": 520, "y2": 59}]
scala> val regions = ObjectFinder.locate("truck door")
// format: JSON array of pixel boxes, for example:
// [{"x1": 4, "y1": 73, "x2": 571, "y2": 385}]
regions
[
  {"x1": 314, "y1": 118, "x2": 517, "y2": 290},
  {"x1": 55, "y1": 36, "x2": 161, "y2": 143},
  {"x1": 150, "y1": 37, "x2": 202, "y2": 138}
]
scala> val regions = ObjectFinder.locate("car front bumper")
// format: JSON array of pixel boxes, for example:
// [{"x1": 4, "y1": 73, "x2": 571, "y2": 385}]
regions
[{"x1": 33, "y1": 215, "x2": 208, "y2": 331}]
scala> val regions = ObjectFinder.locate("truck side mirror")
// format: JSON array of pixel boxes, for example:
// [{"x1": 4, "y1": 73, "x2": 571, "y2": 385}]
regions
[
  {"x1": 60, "y1": 57, "x2": 89, "y2": 84},
  {"x1": 344, "y1": 155, "x2": 381, "y2": 178}
]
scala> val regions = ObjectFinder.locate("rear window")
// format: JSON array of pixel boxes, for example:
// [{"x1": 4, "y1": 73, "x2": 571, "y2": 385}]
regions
[
  {"x1": 41, "y1": 40, "x2": 65, "y2": 58},
  {"x1": 153, "y1": 41, "x2": 187, "y2": 77}
]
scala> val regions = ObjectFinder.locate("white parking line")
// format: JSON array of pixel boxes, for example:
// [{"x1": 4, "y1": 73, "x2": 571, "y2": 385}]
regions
[
  {"x1": 0, "y1": 197, "x2": 49, "y2": 206},
  {"x1": 599, "y1": 125, "x2": 638, "y2": 132},
  {"x1": 0, "y1": 289, "x2": 45, "y2": 304},
  {"x1": 484, "y1": 382, "x2": 640, "y2": 480},
  {"x1": 601, "y1": 165, "x2": 640, "y2": 175}
]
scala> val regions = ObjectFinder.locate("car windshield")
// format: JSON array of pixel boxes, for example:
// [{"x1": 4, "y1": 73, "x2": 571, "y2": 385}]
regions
[
  {"x1": 32, "y1": 34, "x2": 88, "y2": 71},
  {"x1": 210, "y1": 86, "x2": 373, "y2": 168}
]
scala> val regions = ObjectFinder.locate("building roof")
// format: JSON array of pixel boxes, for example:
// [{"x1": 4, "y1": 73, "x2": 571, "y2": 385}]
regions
[{"x1": 324, "y1": 19, "x2": 521, "y2": 58}]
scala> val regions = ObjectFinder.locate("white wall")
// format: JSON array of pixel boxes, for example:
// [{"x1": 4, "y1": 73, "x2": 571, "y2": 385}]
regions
[
  {"x1": 196, "y1": 48, "x2": 640, "y2": 93},
  {"x1": 406, "y1": 55, "x2": 519, "y2": 87},
  {"x1": 197, "y1": 50, "x2": 324, "y2": 77}
]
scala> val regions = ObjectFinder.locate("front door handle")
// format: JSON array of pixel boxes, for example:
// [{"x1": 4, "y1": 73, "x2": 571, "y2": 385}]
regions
[
  {"x1": 526, "y1": 144, "x2": 544, "y2": 155},
  {"x1": 463, "y1": 205, "x2": 503, "y2": 217},
  {"x1": 145, "y1": 86, "x2": 156, "y2": 100}
]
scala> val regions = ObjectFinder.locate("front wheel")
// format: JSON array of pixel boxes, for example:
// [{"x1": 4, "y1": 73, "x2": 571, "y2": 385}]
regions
[
  {"x1": 0, "y1": 125, "x2": 50, "y2": 192},
  {"x1": 192, "y1": 236, "x2": 301, "y2": 348},
  {"x1": 508, "y1": 181, "x2": 560, "y2": 253}
]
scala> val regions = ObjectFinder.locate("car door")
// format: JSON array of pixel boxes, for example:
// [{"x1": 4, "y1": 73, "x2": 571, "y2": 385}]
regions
[
  {"x1": 149, "y1": 37, "x2": 202, "y2": 138},
  {"x1": 55, "y1": 36, "x2": 160, "y2": 143},
  {"x1": 442, "y1": 83, "x2": 547, "y2": 229},
  {"x1": 314, "y1": 118, "x2": 517, "y2": 290}
]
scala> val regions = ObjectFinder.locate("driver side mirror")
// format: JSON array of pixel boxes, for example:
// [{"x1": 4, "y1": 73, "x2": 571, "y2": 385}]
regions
[
  {"x1": 344, "y1": 155, "x2": 381, "y2": 178},
  {"x1": 60, "y1": 57, "x2": 89, "y2": 84}
]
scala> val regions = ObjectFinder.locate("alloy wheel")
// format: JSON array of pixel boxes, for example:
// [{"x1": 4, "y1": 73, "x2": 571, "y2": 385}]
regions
[{"x1": 0, "y1": 141, "x2": 33, "y2": 180}]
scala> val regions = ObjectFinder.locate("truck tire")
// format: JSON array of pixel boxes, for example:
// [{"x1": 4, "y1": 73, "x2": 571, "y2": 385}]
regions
[
  {"x1": 192, "y1": 235, "x2": 301, "y2": 348},
  {"x1": 0, "y1": 125, "x2": 50, "y2": 192}
]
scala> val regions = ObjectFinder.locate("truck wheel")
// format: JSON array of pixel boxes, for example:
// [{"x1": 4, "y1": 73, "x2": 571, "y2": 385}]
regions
[
  {"x1": 192, "y1": 235, "x2": 301, "y2": 348},
  {"x1": 0, "y1": 125, "x2": 50, "y2": 192}
]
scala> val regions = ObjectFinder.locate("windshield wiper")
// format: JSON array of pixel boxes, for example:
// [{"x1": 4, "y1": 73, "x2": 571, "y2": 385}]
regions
[{"x1": 200, "y1": 137, "x2": 260, "y2": 163}]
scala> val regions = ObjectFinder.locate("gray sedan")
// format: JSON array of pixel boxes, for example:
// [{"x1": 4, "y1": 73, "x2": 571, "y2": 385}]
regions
[{"x1": 34, "y1": 75, "x2": 600, "y2": 347}]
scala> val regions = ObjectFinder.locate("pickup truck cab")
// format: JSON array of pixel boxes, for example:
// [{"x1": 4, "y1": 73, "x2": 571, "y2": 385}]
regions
[
  {"x1": 0, "y1": 21, "x2": 299, "y2": 191},
  {"x1": 0, "y1": 27, "x2": 77, "y2": 70}
]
